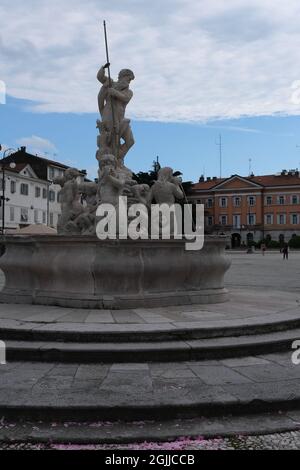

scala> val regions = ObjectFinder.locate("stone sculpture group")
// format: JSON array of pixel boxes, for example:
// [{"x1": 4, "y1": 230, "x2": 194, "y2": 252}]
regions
[{"x1": 55, "y1": 64, "x2": 184, "y2": 235}]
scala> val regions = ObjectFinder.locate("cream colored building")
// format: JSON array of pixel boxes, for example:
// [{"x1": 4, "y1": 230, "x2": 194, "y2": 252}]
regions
[{"x1": 1, "y1": 147, "x2": 86, "y2": 232}]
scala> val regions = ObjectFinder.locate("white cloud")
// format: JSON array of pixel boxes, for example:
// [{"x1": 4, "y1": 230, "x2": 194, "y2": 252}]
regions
[
  {"x1": 1, "y1": 0, "x2": 300, "y2": 122},
  {"x1": 16, "y1": 135, "x2": 57, "y2": 156},
  {"x1": 0, "y1": 80, "x2": 6, "y2": 104}
]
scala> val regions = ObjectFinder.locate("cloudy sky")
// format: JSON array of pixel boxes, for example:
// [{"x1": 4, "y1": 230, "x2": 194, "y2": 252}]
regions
[{"x1": 1, "y1": 0, "x2": 300, "y2": 180}]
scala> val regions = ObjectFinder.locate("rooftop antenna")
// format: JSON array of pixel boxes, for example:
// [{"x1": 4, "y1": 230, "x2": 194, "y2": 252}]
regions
[
  {"x1": 153, "y1": 155, "x2": 160, "y2": 173},
  {"x1": 249, "y1": 158, "x2": 252, "y2": 176},
  {"x1": 215, "y1": 134, "x2": 222, "y2": 178},
  {"x1": 296, "y1": 145, "x2": 300, "y2": 169}
]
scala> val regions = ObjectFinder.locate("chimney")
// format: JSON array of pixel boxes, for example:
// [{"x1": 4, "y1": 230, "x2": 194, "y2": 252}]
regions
[
  {"x1": 212, "y1": 176, "x2": 217, "y2": 180},
  {"x1": 199, "y1": 175, "x2": 204, "y2": 182},
  {"x1": 207, "y1": 177, "x2": 211, "y2": 181},
  {"x1": 20, "y1": 146, "x2": 26, "y2": 153}
]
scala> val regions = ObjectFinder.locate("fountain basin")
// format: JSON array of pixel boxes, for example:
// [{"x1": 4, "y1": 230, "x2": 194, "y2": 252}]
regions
[{"x1": 0, "y1": 235, "x2": 231, "y2": 309}]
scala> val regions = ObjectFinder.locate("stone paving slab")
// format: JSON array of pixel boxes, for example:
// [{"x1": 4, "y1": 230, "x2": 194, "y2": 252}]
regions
[
  {"x1": 225, "y1": 251, "x2": 300, "y2": 293},
  {"x1": 0, "y1": 352, "x2": 299, "y2": 422}
]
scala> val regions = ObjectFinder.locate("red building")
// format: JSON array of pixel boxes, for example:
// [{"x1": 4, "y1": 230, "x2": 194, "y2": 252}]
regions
[{"x1": 189, "y1": 170, "x2": 300, "y2": 247}]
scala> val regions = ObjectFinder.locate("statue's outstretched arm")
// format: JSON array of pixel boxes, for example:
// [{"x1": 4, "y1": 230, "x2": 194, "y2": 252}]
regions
[
  {"x1": 97, "y1": 66, "x2": 109, "y2": 85},
  {"x1": 172, "y1": 183, "x2": 184, "y2": 200}
]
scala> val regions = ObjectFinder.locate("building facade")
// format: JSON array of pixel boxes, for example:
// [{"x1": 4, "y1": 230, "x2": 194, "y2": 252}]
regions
[
  {"x1": 189, "y1": 171, "x2": 300, "y2": 247},
  {"x1": 1, "y1": 147, "x2": 86, "y2": 232}
]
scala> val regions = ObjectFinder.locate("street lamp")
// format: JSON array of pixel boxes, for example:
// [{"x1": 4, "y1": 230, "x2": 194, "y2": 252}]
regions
[{"x1": 0, "y1": 146, "x2": 16, "y2": 234}]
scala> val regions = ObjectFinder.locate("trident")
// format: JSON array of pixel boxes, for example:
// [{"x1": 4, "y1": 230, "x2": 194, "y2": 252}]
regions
[{"x1": 103, "y1": 20, "x2": 120, "y2": 159}]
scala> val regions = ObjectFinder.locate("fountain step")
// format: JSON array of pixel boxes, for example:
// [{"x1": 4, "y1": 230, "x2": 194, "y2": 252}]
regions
[
  {"x1": 1, "y1": 410, "x2": 300, "y2": 445},
  {"x1": 0, "y1": 352, "x2": 299, "y2": 425},
  {"x1": 4, "y1": 327, "x2": 300, "y2": 362},
  {"x1": 1, "y1": 309, "x2": 300, "y2": 343}
]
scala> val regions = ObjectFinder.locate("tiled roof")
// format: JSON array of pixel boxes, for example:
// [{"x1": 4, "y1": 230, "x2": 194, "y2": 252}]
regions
[
  {"x1": 193, "y1": 178, "x2": 225, "y2": 189},
  {"x1": 192, "y1": 174, "x2": 300, "y2": 191},
  {"x1": 251, "y1": 175, "x2": 300, "y2": 186},
  {"x1": 3, "y1": 163, "x2": 27, "y2": 173}
]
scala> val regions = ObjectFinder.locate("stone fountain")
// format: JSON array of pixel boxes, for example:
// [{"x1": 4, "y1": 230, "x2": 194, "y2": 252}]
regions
[{"x1": 0, "y1": 62, "x2": 230, "y2": 309}]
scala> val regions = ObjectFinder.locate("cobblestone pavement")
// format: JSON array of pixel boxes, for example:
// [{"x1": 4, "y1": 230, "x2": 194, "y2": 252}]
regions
[
  {"x1": 0, "y1": 431, "x2": 300, "y2": 450},
  {"x1": 225, "y1": 251, "x2": 300, "y2": 292}
]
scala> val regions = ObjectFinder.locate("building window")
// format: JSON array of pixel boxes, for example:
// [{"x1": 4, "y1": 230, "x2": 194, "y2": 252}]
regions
[
  {"x1": 20, "y1": 183, "x2": 29, "y2": 196},
  {"x1": 207, "y1": 198, "x2": 213, "y2": 208},
  {"x1": 49, "y1": 190, "x2": 55, "y2": 202},
  {"x1": 291, "y1": 214, "x2": 299, "y2": 225},
  {"x1": 247, "y1": 233, "x2": 254, "y2": 243},
  {"x1": 35, "y1": 187, "x2": 41, "y2": 198},
  {"x1": 233, "y1": 197, "x2": 241, "y2": 207},
  {"x1": 248, "y1": 196, "x2": 256, "y2": 206},
  {"x1": 34, "y1": 209, "x2": 39, "y2": 223},
  {"x1": 247, "y1": 214, "x2": 256, "y2": 225},
  {"x1": 9, "y1": 206, "x2": 14, "y2": 222},
  {"x1": 42, "y1": 211, "x2": 46, "y2": 224},
  {"x1": 277, "y1": 213, "x2": 286, "y2": 225},
  {"x1": 50, "y1": 212, "x2": 54, "y2": 226},
  {"x1": 207, "y1": 216, "x2": 213, "y2": 226},
  {"x1": 292, "y1": 195, "x2": 299, "y2": 204},
  {"x1": 10, "y1": 181, "x2": 16, "y2": 194},
  {"x1": 266, "y1": 196, "x2": 272, "y2": 205},
  {"x1": 42, "y1": 188, "x2": 47, "y2": 199},
  {"x1": 49, "y1": 168, "x2": 55, "y2": 180},
  {"x1": 219, "y1": 197, "x2": 227, "y2": 208},
  {"x1": 233, "y1": 214, "x2": 241, "y2": 228},
  {"x1": 220, "y1": 215, "x2": 227, "y2": 225},
  {"x1": 20, "y1": 208, "x2": 28, "y2": 223},
  {"x1": 278, "y1": 195, "x2": 285, "y2": 205},
  {"x1": 265, "y1": 214, "x2": 273, "y2": 225}
]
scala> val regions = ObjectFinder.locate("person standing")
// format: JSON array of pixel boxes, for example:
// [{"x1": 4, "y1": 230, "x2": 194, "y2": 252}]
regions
[
  {"x1": 261, "y1": 242, "x2": 266, "y2": 256},
  {"x1": 282, "y1": 243, "x2": 289, "y2": 260}
]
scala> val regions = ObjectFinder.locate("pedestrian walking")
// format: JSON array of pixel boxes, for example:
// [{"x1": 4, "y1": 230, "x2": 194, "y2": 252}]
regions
[
  {"x1": 261, "y1": 242, "x2": 266, "y2": 256},
  {"x1": 282, "y1": 243, "x2": 289, "y2": 260}
]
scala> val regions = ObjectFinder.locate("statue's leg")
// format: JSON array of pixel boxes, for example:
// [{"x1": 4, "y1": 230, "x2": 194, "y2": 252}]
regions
[{"x1": 119, "y1": 125, "x2": 135, "y2": 161}]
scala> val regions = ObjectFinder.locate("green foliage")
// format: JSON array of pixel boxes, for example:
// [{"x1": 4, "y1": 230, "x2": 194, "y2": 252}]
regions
[
  {"x1": 288, "y1": 235, "x2": 300, "y2": 248},
  {"x1": 133, "y1": 171, "x2": 157, "y2": 186},
  {"x1": 267, "y1": 240, "x2": 280, "y2": 249}
]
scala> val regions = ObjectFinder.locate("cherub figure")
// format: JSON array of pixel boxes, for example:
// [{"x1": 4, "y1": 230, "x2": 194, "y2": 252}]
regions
[
  {"x1": 150, "y1": 167, "x2": 184, "y2": 205},
  {"x1": 98, "y1": 154, "x2": 126, "y2": 207},
  {"x1": 54, "y1": 168, "x2": 83, "y2": 234}
]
